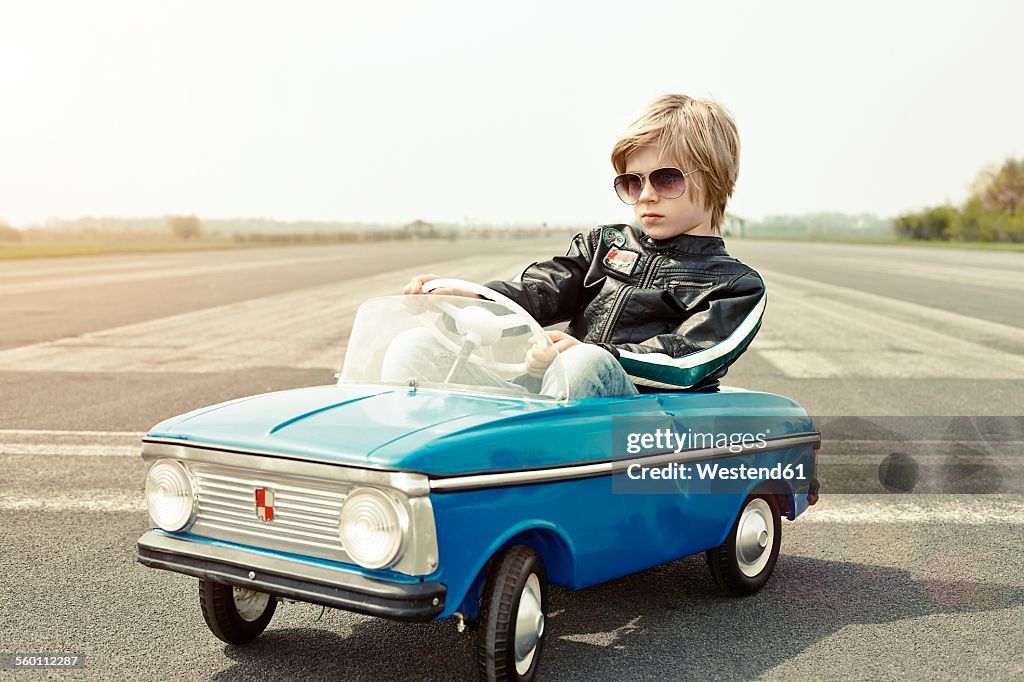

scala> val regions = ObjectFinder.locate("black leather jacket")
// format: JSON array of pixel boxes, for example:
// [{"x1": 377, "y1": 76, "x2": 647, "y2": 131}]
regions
[{"x1": 486, "y1": 224, "x2": 766, "y2": 392}]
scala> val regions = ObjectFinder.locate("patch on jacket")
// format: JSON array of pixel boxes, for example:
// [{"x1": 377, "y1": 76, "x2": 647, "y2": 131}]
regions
[
  {"x1": 602, "y1": 246, "x2": 638, "y2": 276},
  {"x1": 601, "y1": 226, "x2": 627, "y2": 247}
]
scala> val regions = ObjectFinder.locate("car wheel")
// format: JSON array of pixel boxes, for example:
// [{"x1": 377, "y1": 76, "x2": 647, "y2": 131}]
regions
[
  {"x1": 477, "y1": 545, "x2": 548, "y2": 682},
  {"x1": 199, "y1": 578, "x2": 277, "y2": 644},
  {"x1": 706, "y1": 494, "x2": 782, "y2": 596}
]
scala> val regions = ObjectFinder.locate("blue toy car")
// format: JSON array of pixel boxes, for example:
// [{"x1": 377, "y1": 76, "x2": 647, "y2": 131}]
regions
[{"x1": 137, "y1": 279, "x2": 820, "y2": 682}]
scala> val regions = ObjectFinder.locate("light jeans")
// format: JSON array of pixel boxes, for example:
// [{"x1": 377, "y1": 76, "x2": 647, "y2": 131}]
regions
[{"x1": 380, "y1": 328, "x2": 639, "y2": 399}]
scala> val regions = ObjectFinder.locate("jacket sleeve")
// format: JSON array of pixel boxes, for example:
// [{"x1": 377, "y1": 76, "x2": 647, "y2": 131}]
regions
[
  {"x1": 483, "y1": 230, "x2": 596, "y2": 327},
  {"x1": 600, "y1": 270, "x2": 766, "y2": 390}
]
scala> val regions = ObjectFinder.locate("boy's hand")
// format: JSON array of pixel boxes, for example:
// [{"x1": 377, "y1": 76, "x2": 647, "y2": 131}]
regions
[
  {"x1": 403, "y1": 273, "x2": 483, "y2": 299},
  {"x1": 526, "y1": 331, "x2": 581, "y2": 378}
]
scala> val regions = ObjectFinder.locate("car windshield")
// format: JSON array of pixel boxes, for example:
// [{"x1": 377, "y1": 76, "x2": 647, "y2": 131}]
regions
[{"x1": 337, "y1": 294, "x2": 570, "y2": 400}]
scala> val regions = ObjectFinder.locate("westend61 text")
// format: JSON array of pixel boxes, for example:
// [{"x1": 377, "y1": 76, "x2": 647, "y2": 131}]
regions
[{"x1": 626, "y1": 462, "x2": 807, "y2": 481}]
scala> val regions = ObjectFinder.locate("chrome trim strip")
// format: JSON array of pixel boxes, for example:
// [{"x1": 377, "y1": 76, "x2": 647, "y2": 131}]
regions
[
  {"x1": 142, "y1": 436, "x2": 412, "y2": 472},
  {"x1": 138, "y1": 531, "x2": 412, "y2": 593},
  {"x1": 141, "y1": 439, "x2": 430, "y2": 496},
  {"x1": 429, "y1": 432, "x2": 821, "y2": 492}
]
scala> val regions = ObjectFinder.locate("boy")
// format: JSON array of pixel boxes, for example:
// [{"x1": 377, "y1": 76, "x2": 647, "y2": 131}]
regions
[{"x1": 403, "y1": 93, "x2": 765, "y2": 397}]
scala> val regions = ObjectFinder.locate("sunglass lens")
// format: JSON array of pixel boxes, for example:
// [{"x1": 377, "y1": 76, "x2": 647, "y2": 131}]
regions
[
  {"x1": 650, "y1": 168, "x2": 686, "y2": 199},
  {"x1": 614, "y1": 174, "x2": 642, "y2": 204}
]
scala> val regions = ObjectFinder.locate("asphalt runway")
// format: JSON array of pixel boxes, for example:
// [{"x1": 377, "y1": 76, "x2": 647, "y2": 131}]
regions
[{"x1": 1, "y1": 237, "x2": 1021, "y2": 680}]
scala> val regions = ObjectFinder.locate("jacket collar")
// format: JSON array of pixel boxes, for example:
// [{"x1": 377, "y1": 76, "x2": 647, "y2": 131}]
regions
[{"x1": 624, "y1": 224, "x2": 729, "y2": 256}]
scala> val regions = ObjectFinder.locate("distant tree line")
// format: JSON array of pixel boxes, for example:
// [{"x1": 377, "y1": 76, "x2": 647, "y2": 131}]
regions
[
  {"x1": 230, "y1": 229, "x2": 447, "y2": 244},
  {"x1": 745, "y1": 212, "x2": 894, "y2": 239},
  {"x1": 167, "y1": 215, "x2": 201, "y2": 240},
  {"x1": 896, "y1": 158, "x2": 1024, "y2": 242},
  {"x1": 228, "y1": 224, "x2": 574, "y2": 244},
  {"x1": 0, "y1": 221, "x2": 21, "y2": 241},
  {"x1": 0, "y1": 212, "x2": 584, "y2": 250}
]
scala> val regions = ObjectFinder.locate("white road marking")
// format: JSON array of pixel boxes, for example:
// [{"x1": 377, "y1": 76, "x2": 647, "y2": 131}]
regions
[
  {"x1": 0, "y1": 259, "x2": 163, "y2": 281},
  {"x1": 753, "y1": 268, "x2": 1024, "y2": 379},
  {"x1": 0, "y1": 251, "x2": 376, "y2": 295},
  {"x1": 760, "y1": 268, "x2": 1024, "y2": 349},
  {"x1": 733, "y1": 239, "x2": 1024, "y2": 270},
  {"x1": 0, "y1": 444, "x2": 140, "y2": 456},
  {"x1": 0, "y1": 429, "x2": 143, "y2": 457},
  {"x1": 818, "y1": 439, "x2": 1024, "y2": 464},
  {"x1": 558, "y1": 616, "x2": 641, "y2": 646},
  {"x1": 827, "y1": 256, "x2": 1024, "y2": 291},
  {"x1": 800, "y1": 495, "x2": 1024, "y2": 524},
  {"x1": 0, "y1": 429, "x2": 143, "y2": 438},
  {"x1": 0, "y1": 254, "x2": 528, "y2": 372},
  {"x1": 0, "y1": 492, "x2": 145, "y2": 512}
]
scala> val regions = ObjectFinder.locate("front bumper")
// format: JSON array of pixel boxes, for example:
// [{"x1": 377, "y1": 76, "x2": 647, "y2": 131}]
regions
[{"x1": 137, "y1": 531, "x2": 446, "y2": 622}]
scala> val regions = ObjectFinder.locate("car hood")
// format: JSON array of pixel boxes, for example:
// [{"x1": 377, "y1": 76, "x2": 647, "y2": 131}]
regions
[
  {"x1": 147, "y1": 384, "x2": 560, "y2": 472},
  {"x1": 148, "y1": 384, "x2": 814, "y2": 476}
]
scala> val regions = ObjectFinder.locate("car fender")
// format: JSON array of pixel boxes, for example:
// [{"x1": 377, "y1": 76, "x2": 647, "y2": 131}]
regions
[{"x1": 449, "y1": 520, "x2": 576, "y2": 621}]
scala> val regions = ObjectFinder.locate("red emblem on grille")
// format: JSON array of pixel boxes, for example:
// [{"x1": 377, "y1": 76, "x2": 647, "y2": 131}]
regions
[{"x1": 255, "y1": 488, "x2": 275, "y2": 521}]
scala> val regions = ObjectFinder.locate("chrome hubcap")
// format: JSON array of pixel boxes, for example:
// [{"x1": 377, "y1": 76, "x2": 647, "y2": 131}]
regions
[
  {"x1": 233, "y1": 587, "x2": 270, "y2": 622},
  {"x1": 736, "y1": 498, "x2": 774, "y2": 578},
  {"x1": 514, "y1": 573, "x2": 544, "y2": 675}
]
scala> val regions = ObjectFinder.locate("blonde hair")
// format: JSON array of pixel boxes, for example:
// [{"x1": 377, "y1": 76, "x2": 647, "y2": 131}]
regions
[{"x1": 610, "y1": 94, "x2": 740, "y2": 234}]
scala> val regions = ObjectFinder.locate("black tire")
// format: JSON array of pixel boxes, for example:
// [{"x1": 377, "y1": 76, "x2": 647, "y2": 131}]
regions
[
  {"x1": 199, "y1": 579, "x2": 277, "y2": 644},
  {"x1": 478, "y1": 545, "x2": 548, "y2": 682},
  {"x1": 706, "y1": 494, "x2": 782, "y2": 596}
]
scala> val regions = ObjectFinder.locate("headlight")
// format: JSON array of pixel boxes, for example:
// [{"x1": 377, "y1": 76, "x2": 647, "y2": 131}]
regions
[
  {"x1": 339, "y1": 488, "x2": 406, "y2": 569},
  {"x1": 145, "y1": 459, "x2": 195, "y2": 532}
]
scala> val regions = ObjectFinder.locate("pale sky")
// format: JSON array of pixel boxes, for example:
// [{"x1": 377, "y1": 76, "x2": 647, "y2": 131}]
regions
[{"x1": 1, "y1": 1, "x2": 1021, "y2": 227}]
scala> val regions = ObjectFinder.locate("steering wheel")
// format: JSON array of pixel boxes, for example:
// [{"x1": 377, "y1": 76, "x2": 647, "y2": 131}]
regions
[{"x1": 417, "y1": 278, "x2": 549, "y2": 376}]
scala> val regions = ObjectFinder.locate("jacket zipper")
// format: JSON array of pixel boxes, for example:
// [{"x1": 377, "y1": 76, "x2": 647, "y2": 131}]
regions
[
  {"x1": 599, "y1": 286, "x2": 630, "y2": 343},
  {"x1": 599, "y1": 255, "x2": 663, "y2": 344},
  {"x1": 668, "y1": 279, "x2": 713, "y2": 288},
  {"x1": 639, "y1": 255, "x2": 664, "y2": 289}
]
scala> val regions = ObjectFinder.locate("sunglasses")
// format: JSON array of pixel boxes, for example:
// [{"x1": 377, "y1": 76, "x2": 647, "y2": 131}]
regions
[{"x1": 613, "y1": 167, "x2": 701, "y2": 205}]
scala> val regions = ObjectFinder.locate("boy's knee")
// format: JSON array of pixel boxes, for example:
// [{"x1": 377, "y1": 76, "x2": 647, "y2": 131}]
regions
[
  {"x1": 381, "y1": 327, "x2": 446, "y2": 381},
  {"x1": 391, "y1": 326, "x2": 435, "y2": 349},
  {"x1": 560, "y1": 343, "x2": 618, "y2": 371},
  {"x1": 551, "y1": 343, "x2": 637, "y2": 398}
]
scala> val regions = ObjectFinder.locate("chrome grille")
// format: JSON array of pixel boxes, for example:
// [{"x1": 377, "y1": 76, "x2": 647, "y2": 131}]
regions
[{"x1": 189, "y1": 462, "x2": 352, "y2": 562}]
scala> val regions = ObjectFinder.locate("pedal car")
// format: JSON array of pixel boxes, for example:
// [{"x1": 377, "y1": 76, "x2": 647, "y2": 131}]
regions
[{"x1": 137, "y1": 278, "x2": 820, "y2": 682}]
